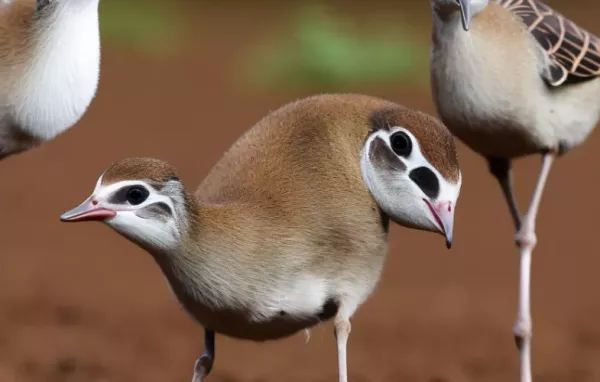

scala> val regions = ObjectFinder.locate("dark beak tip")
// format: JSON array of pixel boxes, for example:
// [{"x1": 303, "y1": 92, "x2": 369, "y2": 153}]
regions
[{"x1": 446, "y1": 240, "x2": 452, "y2": 250}]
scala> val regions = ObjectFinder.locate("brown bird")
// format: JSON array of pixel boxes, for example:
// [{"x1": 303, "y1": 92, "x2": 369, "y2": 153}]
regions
[
  {"x1": 60, "y1": 94, "x2": 462, "y2": 382},
  {"x1": 430, "y1": 1, "x2": 600, "y2": 381},
  {"x1": 0, "y1": 0, "x2": 100, "y2": 159}
]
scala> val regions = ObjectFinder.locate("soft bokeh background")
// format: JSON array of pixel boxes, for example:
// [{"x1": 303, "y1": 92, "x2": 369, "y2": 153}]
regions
[{"x1": 1, "y1": 1, "x2": 600, "y2": 381}]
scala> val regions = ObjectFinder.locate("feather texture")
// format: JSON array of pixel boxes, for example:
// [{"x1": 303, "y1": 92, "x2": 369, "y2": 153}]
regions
[{"x1": 498, "y1": 0, "x2": 600, "y2": 86}]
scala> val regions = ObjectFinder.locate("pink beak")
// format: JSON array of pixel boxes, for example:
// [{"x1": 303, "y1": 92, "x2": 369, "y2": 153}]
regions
[
  {"x1": 60, "y1": 197, "x2": 116, "y2": 222},
  {"x1": 423, "y1": 199, "x2": 455, "y2": 249}
]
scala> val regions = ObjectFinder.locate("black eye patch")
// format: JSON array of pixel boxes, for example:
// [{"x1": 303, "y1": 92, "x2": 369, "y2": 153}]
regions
[
  {"x1": 108, "y1": 185, "x2": 149, "y2": 205},
  {"x1": 368, "y1": 137, "x2": 406, "y2": 172},
  {"x1": 108, "y1": 187, "x2": 132, "y2": 205},
  {"x1": 409, "y1": 167, "x2": 440, "y2": 199}
]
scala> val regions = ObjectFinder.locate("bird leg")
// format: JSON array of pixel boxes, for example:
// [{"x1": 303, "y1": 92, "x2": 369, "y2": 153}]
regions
[
  {"x1": 192, "y1": 329, "x2": 215, "y2": 382},
  {"x1": 487, "y1": 157, "x2": 522, "y2": 231},
  {"x1": 334, "y1": 315, "x2": 351, "y2": 382},
  {"x1": 513, "y1": 152, "x2": 555, "y2": 382}
]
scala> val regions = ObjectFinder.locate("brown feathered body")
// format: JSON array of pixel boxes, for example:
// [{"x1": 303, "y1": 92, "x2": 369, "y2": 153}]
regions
[
  {"x1": 176, "y1": 95, "x2": 389, "y2": 340},
  {"x1": 430, "y1": 0, "x2": 600, "y2": 158},
  {"x1": 0, "y1": 0, "x2": 100, "y2": 158},
  {"x1": 100, "y1": 94, "x2": 458, "y2": 341}
]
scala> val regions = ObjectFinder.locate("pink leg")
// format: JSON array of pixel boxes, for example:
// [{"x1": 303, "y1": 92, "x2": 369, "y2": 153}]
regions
[
  {"x1": 192, "y1": 329, "x2": 215, "y2": 382},
  {"x1": 334, "y1": 316, "x2": 351, "y2": 382},
  {"x1": 513, "y1": 153, "x2": 555, "y2": 382}
]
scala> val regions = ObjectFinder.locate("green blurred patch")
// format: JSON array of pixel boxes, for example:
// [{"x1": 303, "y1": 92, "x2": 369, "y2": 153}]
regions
[
  {"x1": 99, "y1": 0, "x2": 185, "y2": 57},
  {"x1": 239, "y1": 4, "x2": 429, "y2": 92}
]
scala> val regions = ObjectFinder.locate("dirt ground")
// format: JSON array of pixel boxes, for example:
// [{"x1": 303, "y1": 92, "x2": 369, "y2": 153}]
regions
[{"x1": 1, "y1": 1, "x2": 600, "y2": 382}]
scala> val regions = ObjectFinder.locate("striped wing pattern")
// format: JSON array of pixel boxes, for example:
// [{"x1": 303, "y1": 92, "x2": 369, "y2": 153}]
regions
[{"x1": 497, "y1": 0, "x2": 600, "y2": 86}]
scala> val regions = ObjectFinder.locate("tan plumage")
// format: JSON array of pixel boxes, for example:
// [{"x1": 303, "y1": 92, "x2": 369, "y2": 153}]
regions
[
  {"x1": 430, "y1": 1, "x2": 600, "y2": 382},
  {"x1": 61, "y1": 94, "x2": 462, "y2": 382},
  {"x1": 0, "y1": 1, "x2": 32, "y2": 57},
  {"x1": 0, "y1": 0, "x2": 100, "y2": 159}
]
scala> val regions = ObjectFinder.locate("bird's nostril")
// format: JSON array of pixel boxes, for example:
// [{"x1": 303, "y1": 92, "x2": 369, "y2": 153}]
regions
[
  {"x1": 409, "y1": 167, "x2": 440, "y2": 199},
  {"x1": 92, "y1": 200, "x2": 98, "y2": 206}
]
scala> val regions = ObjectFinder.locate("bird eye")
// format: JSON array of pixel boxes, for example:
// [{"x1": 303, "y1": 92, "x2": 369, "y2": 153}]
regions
[
  {"x1": 390, "y1": 131, "x2": 412, "y2": 157},
  {"x1": 126, "y1": 186, "x2": 149, "y2": 205}
]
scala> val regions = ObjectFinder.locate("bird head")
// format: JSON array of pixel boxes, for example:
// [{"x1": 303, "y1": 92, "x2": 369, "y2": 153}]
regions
[
  {"x1": 360, "y1": 108, "x2": 462, "y2": 249},
  {"x1": 60, "y1": 158, "x2": 191, "y2": 253}
]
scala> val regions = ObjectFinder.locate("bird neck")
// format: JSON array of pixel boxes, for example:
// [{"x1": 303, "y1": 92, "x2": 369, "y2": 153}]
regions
[
  {"x1": 431, "y1": 1, "x2": 488, "y2": 27},
  {"x1": 431, "y1": 6, "x2": 473, "y2": 49},
  {"x1": 431, "y1": 9, "x2": 462, "y2": 46},
  {"x1": 147, "y1": 200, "x2": 247, "y2": 310}
]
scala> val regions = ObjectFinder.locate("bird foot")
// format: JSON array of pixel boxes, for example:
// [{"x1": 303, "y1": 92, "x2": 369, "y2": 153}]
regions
[{"x1": 191, "y1": 354, "x2": 213, "y2": 382}]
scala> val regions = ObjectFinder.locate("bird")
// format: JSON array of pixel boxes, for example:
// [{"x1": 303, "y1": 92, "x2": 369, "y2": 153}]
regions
[
  {"x1": 0, "y1": 0, "x2": 100, "y2": 160},
  {"x1": 59, "y1": 94, "x2": 462, "y2": 382},
  {"x1": 429, "y1": 1, "x2": 600, "y2": 381}
]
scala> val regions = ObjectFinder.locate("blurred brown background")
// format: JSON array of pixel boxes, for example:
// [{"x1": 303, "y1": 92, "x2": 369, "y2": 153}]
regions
[{"x1": 1, "y1": 1, "x2": 599, "y2": 381}]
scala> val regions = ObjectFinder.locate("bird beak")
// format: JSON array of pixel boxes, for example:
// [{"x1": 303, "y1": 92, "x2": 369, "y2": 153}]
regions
[
  {"x1": 60, "y1": 197, "x2": 116, "y2": 222},
  {"x1": 458, "y1": 0, "x2": 472, "y2": 31},
  {"x1": 424, "y1": 199, "x2": 455, "y2": 249}
]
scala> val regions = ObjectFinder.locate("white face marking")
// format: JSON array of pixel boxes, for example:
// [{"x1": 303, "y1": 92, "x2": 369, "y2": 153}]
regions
[
  {"x1": 360, "y1": 126, "x2": 461, "y2": 236},
  {"x1": 86, "y1": 175, "x2": 183, "y2": 253}
]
